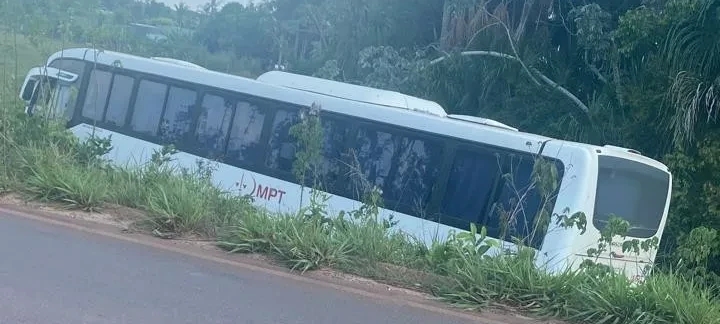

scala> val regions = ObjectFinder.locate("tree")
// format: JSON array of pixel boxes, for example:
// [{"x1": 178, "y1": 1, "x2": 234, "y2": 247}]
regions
[{"x1": 662, "y1": 0, "x2": 720, "y2": 148}]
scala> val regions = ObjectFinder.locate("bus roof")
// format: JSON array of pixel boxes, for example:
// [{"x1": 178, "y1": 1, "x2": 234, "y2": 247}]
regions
[
  {"x1": 45, "y1": 48, "x2": 660, "y2": 165},
  {"x1": 256, "y1": 71, "x2": 448, "y2": 117},
  {"x1": 149, "y1": 57, "x2": 207, "y2": 69}
]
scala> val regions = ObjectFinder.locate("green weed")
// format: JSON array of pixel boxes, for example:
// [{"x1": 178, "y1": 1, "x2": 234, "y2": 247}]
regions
[{"x1": 8, "y1": 139, "x2": 107, "y2": 211}]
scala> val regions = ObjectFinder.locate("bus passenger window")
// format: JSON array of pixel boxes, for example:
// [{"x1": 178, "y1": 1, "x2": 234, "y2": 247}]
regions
[
  {"x1": 440, "y1": 148, "x2": 501, "y2": 227},
  {"x1": 226, "y1": 101, "x2": 266, "y2": 165},
  {"x1": 159, "y1": 86, "x2": 197, "y2": 145},
  {"x1": 266, "y1": 109, "x2": 300, "y2": 172},
  {"x1": 347, "y1": 127, "x2": 397, "y2": 199},
  {"x1": 489, "y1": 154, "x2": 546, "y2": 243},
  {"x1": 104, "y1": 74, "x2": 135, "y2": 127},
  {"x1": 310, "y1": 117, "x2": 350, "y2": 193},
  {"x1": 81, "y1": 69, "x2": 112, "y2": 121},
  {"x1": 385, "y1": 137, "x2": 443, "y2": 217},
  {"x1": 130, "y1": 80, "x2": 167, "y2": 136},
  {"x1": 195, "y1": 94, "x2": 233, "y2": 158}
]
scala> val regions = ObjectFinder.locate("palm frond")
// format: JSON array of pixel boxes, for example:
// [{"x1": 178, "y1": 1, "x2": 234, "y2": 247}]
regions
[
  {"x1": 661, "y1": 0, "x2": 720, "y2": 147},
  {"x1": 665, "y1": 72, "x2": 720, "y2": 147}
]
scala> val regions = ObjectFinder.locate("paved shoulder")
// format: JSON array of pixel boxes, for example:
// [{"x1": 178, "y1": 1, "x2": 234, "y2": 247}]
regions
[{"x1": 0, "y1": 211, "x2": 477, "y2": 324}]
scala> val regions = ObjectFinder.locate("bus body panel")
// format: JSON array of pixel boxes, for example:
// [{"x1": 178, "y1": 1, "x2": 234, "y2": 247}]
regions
[
  {"x1": 531, "y1": 141, "x2": 595, "y2": 273},
  {"x1": 70, "y1": 122, "x2": 500, "y2": 250}
]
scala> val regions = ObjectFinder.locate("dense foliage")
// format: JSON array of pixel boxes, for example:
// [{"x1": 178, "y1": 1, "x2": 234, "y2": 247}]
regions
[{"x1": 1, "y1": 0, "x2": 719, "y2": 288}]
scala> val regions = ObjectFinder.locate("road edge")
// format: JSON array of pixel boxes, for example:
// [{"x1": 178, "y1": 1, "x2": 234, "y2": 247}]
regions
[{"x1": 0, "y1": 202, "x2": 535, "y2": 324}]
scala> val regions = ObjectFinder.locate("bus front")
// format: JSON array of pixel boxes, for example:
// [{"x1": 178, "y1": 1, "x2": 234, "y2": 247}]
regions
[{"x1": 18, "y1": 66, "x2": 79, "y2": 122}]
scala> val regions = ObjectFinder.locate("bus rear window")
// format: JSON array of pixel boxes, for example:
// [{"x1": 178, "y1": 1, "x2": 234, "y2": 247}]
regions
[{"x1": 593, "y1": 155, "x2": 670, "y2": 238}]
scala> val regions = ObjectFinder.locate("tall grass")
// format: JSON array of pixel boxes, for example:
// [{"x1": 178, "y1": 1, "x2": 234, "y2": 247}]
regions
[
  {"x1": 215, "y1": 192, "x2": 720, "y2": 324},
  {"x1": 0, "y1": 112, "x2": 255, "y2": 235}
]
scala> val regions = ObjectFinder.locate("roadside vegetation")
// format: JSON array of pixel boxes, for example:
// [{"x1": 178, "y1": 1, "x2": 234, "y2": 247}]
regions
[
  {"x1": 3, "y1": 98, "x2": 719, "y2": 324},
  {"x1": 1, "y1": 0, "x2": 720, "y2": 323}
]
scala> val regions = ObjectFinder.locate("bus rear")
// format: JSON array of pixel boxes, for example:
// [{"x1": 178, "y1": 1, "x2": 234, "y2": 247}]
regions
[{"x1": 582, "y1": 149, "x2": 672, "y2": 281}]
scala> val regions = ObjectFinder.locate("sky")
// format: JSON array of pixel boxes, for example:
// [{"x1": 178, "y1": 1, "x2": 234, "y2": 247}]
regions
[{"x1": 160, "y1": 0, "x2": 254, "y2": 11}]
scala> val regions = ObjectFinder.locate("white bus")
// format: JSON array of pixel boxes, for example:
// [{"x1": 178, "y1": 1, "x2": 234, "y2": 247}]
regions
[{"x1": 18, "y1": 48, "x2": 673, "y2": 281}]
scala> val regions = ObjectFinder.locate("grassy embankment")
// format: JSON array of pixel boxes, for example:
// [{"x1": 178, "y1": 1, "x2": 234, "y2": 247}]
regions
[{"x1": 0, "y1": 33, "x2": 718, "y2": 324}]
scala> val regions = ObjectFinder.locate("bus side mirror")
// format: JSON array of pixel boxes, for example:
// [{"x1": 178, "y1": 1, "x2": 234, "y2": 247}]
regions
[{"x1": 20, "y1": 78, "x2": 38, "y2": 102}]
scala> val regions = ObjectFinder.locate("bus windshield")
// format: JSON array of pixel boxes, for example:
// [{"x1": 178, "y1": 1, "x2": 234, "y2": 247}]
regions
[
  {"x1": 22, "y1": 67, "x2": 79, "y2": 121},
  {"x1": 593, "y1": 155, "x2": 671, "y2": 238}
]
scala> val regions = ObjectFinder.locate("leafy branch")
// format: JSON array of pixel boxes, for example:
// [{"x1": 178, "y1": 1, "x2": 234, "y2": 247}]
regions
[
  {"x1": 428, "y1": 3, "x2": 591, "y2": 116},
  {"x1": 430, "y1": 51, "x2": 590, "y2": 115}
]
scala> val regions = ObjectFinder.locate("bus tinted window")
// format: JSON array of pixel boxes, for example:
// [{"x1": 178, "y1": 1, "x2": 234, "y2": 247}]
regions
[
  {"x1": 490, "y1": 154, "x2": 563, "y2": 246},
  {"x1": 440, "y1": 148, "x2": 501, "y2": 226},
  {"x1": 131, "y1": 80, "x2": 168, "y2": 136},
  {"x1": 195, "y1": 94, "x2": 233, "y2": 158},
  {"x1": 302, "y1": 116, "x2": 352, "y2": 192},
  {"x1": 104, "y1": 74, "x2": 135, "y2": 127},
  {"x1": 160, "y1": 86, "x2": 196, "y2": 145},
  {"x1": 384, "y1": 137, "x2": 443, "y2": 216},
  {"x1": 594, "y1": 156, "x2": 670, "y2": 238},
  {"x1": 81, "y1": 69, "x2": 112, "y2": 121},
  {"x1": 349, "y1": 127, "x2": 397, "y2": 198},
  {"x1": 226, "y1": 101, "x2": 266, "y2": 165},
  {"x1": 49, "y1": 59, "x2": 86, "y2": 83},
  {"x1": 267, "y1": 108, "x2": 300, "y2": 172}
]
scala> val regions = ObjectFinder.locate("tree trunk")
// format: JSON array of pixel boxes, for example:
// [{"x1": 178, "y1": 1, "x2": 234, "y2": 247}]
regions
[{"x1": 440, "y1": 0, "x2": 453, "y2": 49}]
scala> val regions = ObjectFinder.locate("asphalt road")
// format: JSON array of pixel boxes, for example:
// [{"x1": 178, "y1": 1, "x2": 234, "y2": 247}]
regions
[{"x1": 0, "y1": 209, "x2": 476, "y2": 324}]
